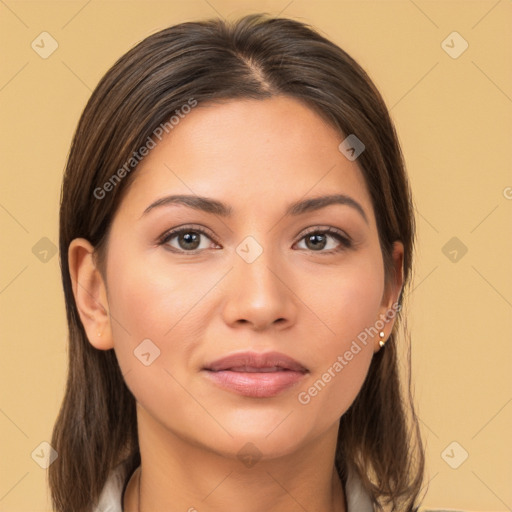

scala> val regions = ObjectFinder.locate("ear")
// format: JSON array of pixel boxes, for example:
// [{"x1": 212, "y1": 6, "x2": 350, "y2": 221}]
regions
[
  {"x1": 375, "y1": 241, "x2": 404, "y2": 352},
  {"x1": 68, "y1": 238, "x2": 113, "y2": 350}
]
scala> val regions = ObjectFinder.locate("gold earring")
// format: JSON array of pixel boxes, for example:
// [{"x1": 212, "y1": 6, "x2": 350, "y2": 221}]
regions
[{"x1": 378, "y1": 331, "x2": 386, "y2": 348}]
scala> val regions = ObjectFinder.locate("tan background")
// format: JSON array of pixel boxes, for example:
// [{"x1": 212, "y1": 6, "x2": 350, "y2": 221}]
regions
[{"x1": 1, "y1": 1, "x2": 511, "y2": 510}]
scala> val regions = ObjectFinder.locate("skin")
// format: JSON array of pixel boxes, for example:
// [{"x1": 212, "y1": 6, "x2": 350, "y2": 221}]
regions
[{"x1": 69, "y1": 96, "x2": 404, "y2": 512}]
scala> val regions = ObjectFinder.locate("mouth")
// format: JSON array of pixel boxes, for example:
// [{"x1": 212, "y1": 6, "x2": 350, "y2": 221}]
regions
[
  {"x1": 203, "y1": 351, "x2": 308, "y2": 373},
  {"x1": 217, "y1": 366, "x2": 292, "y2": 373},
  {"x1": 202, "y1": 351, "x2": 309, "y2": 398}
]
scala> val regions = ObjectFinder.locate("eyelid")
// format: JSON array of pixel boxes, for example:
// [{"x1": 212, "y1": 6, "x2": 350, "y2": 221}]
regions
[{"x1": 298, "y1": 225, "x2": 351, "y2": 241}]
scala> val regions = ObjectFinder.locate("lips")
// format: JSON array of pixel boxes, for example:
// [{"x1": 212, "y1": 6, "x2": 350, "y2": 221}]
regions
[
  {"x1": 202, "y1": 351, "x2": 309, "y2": 398},
  {"x1": 204, "y1": 351, "x2": 308, "y2": 373}
]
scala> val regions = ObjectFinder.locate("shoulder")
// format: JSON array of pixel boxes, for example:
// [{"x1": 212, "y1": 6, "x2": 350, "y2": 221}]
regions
[
  {"x1": 92, "y1": 460, "x2": 132, "y2": 512},
  {"x1": 418, "y1": 509, "x2": 469, "y2": 512},
  {"x1": 345, "y1": 469, "x2": 374, "y2": 511},
  {"x1": 344, "y1": 472, "x2": 468, "y2": 512}
]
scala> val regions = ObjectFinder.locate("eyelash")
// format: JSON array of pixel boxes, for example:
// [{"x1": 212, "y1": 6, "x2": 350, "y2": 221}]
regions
[{"x1": 157, "y1": 224, "x2": 352, "y2": 254}]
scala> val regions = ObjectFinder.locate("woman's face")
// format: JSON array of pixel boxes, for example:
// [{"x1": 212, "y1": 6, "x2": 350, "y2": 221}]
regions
[{"x1": 85, "y1": 96, "x2": 402, "y2": 460}]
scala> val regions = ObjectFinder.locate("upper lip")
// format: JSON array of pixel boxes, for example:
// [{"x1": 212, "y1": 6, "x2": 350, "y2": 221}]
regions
[{"x1": 203, "y1": 351, "x2": 309, "y2": 373}]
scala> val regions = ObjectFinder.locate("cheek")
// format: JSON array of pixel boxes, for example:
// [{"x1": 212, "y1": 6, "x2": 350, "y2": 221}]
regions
[
  {"x1": 105, "y1": 255, "x2": 210, "y2": 421},
  {"x1": 106, "y1": 248, "x2": 214, "y2": 338},
  {"x1": 295, "y1": 254, "x2": 383, "y2": 420},
  {"x1": 306, "y1": 250, "x2": 385, "y2": 350},
  {"x1": 105, "y1": 249, "x2": 223, "y2": 383}
]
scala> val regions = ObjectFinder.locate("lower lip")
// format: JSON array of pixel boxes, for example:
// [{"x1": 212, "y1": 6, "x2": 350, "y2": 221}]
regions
[{"x1": 203, "y1": 369, "x2": 307, "y2": 398}]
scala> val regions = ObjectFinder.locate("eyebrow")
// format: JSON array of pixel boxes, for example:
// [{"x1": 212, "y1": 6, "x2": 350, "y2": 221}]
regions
[{"x1": 142, "y1": 193, "x2": 368, "y2": 224}]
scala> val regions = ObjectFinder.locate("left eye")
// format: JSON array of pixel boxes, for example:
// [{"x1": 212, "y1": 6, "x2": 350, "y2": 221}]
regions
[{"x1": 295, "y1": 230, "x2": 350, "y2": 252}]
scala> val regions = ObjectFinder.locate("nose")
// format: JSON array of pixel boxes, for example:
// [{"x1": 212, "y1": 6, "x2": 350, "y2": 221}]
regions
[{"x1": 221, "y1": 249, "x2": 298, "y2": 331}]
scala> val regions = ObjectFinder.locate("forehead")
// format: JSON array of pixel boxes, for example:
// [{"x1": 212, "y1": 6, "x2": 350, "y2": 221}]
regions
[{"x1": 118, "y1": 96, "x2": 374, "y2": 222}]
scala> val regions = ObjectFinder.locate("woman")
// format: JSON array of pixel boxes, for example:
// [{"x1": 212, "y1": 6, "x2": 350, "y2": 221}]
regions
[{"x1": 49, "y1": 13, "x2": 425, "y2": 511}]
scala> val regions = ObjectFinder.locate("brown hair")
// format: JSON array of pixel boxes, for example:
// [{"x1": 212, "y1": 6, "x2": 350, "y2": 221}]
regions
[{"x1": 50, "y1": 13, "x2": 424, "y2": 511}]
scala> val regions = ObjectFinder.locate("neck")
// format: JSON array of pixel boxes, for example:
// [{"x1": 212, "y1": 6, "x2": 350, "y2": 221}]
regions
[{"x1": 123, "y1": 406, "x2": 346, "y2": 512}]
